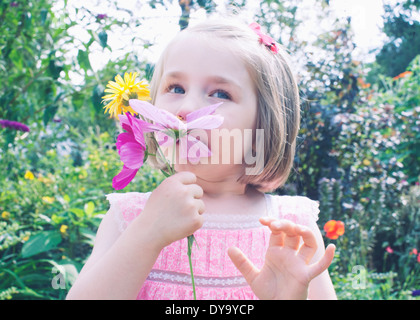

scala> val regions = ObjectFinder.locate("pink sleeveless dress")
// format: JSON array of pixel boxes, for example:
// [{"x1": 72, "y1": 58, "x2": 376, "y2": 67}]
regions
[{"x1": 105, "y1": 192, "x2": 319, "y2": 300}]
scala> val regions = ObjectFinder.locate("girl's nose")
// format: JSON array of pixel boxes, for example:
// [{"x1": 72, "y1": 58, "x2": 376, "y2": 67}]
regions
[{"x1": 175, "y1": 93, "x2": 202, "y2": 121}]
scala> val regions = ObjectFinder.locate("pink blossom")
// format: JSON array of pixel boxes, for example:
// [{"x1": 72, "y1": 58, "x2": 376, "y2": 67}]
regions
[
  {"x1": 112, "y1": 113, "x2": 149, "y2": 190},
  {"x1": 249, "y1": 22, "x2": 279, "y2": 54},
  {"x1": 129, "y1": 100, "x2": 223, "y2": 163},
  {"x1": 385, "y1": 246, "x2": 394, "y2": 254}
]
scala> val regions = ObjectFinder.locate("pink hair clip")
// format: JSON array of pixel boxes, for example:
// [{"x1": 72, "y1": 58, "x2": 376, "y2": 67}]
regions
[{"x1": 249, "y1": 22, "x2": 279, "y2": 54}]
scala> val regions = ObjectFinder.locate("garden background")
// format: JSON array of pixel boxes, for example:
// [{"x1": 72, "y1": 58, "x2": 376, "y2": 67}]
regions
[{"x1": 0, "y1": 0, "x2": 419, "y2": 300}]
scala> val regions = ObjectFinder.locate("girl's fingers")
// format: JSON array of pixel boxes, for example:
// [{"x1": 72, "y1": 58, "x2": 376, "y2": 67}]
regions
[
  {"x1": 195, "y1": 199, "x2": 205, "y2": 215},
  {"x1": 296, "y1": 226, "x2": 318, "y2": 263},
  {"x1": 187, "y1": 184, "x2": 204, "y2": 199},
  {"x1": 259, "y1": 216, "x2": 276, "y2": 226},
  {"x1": 262, "y1": 219, "x2": 301, "y2": 249},
  {"x1": 176, "y1": 171, "x2": 197, "y2": 184},
  {"x1": 227, "y1": 247, "x2": 259, "y2": 285},
  {"x1": 260, "y1": 218, "x2": 296, "y2": 235},
  {"x1": 308, "y1": 244, "x2": 336, "y2": 280}
]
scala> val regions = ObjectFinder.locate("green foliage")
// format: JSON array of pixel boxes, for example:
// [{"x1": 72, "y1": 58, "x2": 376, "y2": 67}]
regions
[
  {"x1": 375, "y1": 0, "x2": 420, "y2": 78},
  {"x1": 297, "y1": 57, "x2": 420, "y2": 299},
  {"x1": 0, "y1": 125, "x2": 164, "y2": 299}
]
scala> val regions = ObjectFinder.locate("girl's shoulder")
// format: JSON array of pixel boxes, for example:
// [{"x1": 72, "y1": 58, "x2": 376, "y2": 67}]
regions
[
  {"x1": 106, "y1": 192, "x2": 152, "y2": 232},
  {"x1": 266, "y1": 194, "x2": 319, "y2": 227}
]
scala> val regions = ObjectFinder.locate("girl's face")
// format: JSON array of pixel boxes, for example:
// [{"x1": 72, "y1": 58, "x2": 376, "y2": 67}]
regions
[{"x1": 154, "y1": 33, "x2": 258, "y2": 178}]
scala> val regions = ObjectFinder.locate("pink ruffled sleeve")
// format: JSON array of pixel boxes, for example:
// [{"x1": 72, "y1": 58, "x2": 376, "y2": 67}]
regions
[
  {"x1": 106, "y1": 192, "x2": 151, "y2": 232},
  {"x1": 272, "y1": 195, "x2": 319, "y2": 227}
]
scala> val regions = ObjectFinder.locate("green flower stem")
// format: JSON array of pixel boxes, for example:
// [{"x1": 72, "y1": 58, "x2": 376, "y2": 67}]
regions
[
  {"x1": 187, "y1": 235, "x2": 197, "y2": 300},
  {"x1": 150, "y1": 135, "x2": 174, "y2": 175}
]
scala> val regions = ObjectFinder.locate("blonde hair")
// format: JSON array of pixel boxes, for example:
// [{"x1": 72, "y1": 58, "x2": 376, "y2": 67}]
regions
[{"x1": 148, "y1": 19, "x2": 300, "y2": 192}]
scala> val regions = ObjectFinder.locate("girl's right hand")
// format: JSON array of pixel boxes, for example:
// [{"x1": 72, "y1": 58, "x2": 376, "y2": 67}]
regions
[{"x1": 139, "y1": 171, "x2": 205, "y2": 249}]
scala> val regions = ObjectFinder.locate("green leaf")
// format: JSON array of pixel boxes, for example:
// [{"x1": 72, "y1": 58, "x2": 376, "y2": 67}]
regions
[
  {"x1": 43, "y1": 105, "x2": 58, "y2": 126},
  {"x1": 21, "y1": 231, "x2": 62, "y2": 258},
  {"x1": 84, "y1": 201, "x2": 95, "y2": 216},
  {"x1": 91, "y1": 85, "x2": 104, "y2": 113},
  {"x1": 40, "y1": 9, "x2": 48, "y2": 25},
  {"x1": 161, "y1": 170, "x2": 171, "y2": 177},
  {"x1": 48, "y1": 58, "x2": 64, "y2": 79},
  {"x1": 77, "y1": 49, "x2": 91, "y2": 71},
  {"x1": 69, "y1": 208, "x2": 84, "y2": 218},
  {"x1": 79, "y1": 228, "x2": 96, "y2": 246},
  {"x1": 9, "y1": 49, "x2": 23, "y2": 69},
  {"x1": 98, "y1": 30, "x2": 108, "y2": 48},
  {"x1": 72, "y1": 91, "x2": 85, "y2": 110}
]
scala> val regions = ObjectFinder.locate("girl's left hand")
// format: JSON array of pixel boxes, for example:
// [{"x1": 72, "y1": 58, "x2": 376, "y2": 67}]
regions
[{"x1": 228, "y1": 217, "x2": 335, "y2": 300}]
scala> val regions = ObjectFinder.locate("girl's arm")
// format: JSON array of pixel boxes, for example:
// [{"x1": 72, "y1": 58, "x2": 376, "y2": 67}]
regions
[
  {"x1": 66, "y1": 210, "x2": 164, "y2": 299},
  {"x1": 66, "y1": 171, "x2": 204, "y2": 300}
]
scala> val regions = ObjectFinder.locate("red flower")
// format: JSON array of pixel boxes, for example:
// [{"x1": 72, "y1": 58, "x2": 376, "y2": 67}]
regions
[
  {"x1": 409, "y1": 248, "x2": 418, "y2": 255},
  {"x1": 386, "y1": 246, "x2": 394, "y2": 254},
  {"x1": 249, "y1": 22, "x2": 279, "y2": 54},
  {"x1": 392, "y1": 71, "x2": 412, "y2": 80},
  {"x1": 323, "y1": 220, "x2": 345, "y2": 240}
]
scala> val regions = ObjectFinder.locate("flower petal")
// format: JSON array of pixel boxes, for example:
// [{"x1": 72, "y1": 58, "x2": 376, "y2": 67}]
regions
[
  {"x1": 116, "y1": 132, "x2": 136, "y2": 150},
  {"x1": 115, "y1": 131, "x2": 145, "y2": 169},
  {"x1": 185, "y1": 102, "x2": 223, "y2": 122},
  {"x1": 118, "y1": 142, "x2": 145, "y2": 169},
  {"x1": 129, "y1": 99, "x2": 180, "y2": 128},
  {"x1": 336, "y1": 221, "x2": 345, "y2": 235},
  {"x1": 118, "y1": 114, "x2": 133, "y2": 134},
  {"x1": 179, "y1": 135, "x2": 211, "y2": 162},
  {"x1": 323, "y1": 220, "x2": 337, "y2": 233},
  {"x1": 187, "y1": 114, "x2": 224, "y2": 130},
  {"x1": 112, "y1": 166, "x2": 138, "y2": 190},
  {"x1": 326, "y1": 232, "x2": 339, "y2": 240},
  {"x1": 156, "y1": 131, "x2": 175, "y2": 147}
]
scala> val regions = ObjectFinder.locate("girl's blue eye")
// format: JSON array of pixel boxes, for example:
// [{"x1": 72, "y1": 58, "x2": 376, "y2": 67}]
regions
[
  {"x1": 168, "y1": 85, "x2": 185, "y2": 94},
  {"x1": 210, "y1": 90, "x2": 231, "y2": 100}
]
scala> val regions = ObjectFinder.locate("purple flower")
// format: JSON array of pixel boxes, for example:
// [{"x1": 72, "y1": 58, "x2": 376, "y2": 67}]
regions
[
  {"x1": 0, "y1": 119, "x2": 30, "y2": 132},
  {"x1": 10, "y1": 2, "x2": 19, "y2": 7},
  {"x1": 112, "y1": 113, "x2": 151, "y2": 190},
  {"x1": 412, "y1": 290, "x2": 420, "y2": 297},
  {"x1": 96, "y1": 14, "x2": 108, "y2": 20}
]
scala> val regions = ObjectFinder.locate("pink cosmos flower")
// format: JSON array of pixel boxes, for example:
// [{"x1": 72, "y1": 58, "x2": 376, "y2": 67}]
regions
[
  {"x1": 112, "y1": 101, "x2": 224, "y2": 189},
  {"x1": 129, "y1": 100, "x2": 224, "y2": 163},
  {"x1": 112, "y1": 113, "x2": 151, "y2": 190}
]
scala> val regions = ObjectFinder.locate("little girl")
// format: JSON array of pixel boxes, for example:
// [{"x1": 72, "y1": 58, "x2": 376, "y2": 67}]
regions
[{"x1": 67, "y1": 19, "x2": 337, "y2": 300}]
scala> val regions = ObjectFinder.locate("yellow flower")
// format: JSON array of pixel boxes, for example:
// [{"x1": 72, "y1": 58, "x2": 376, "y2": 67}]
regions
[
  {"x1": 24, "y1": 170, "x2": 34, "y2": 180},
  {"x1": 102, "y1": 72, "x2": 150, "y2": 118},
  {"x1": 2, "y1": 211, "x2": 11, "y2": 219},
  {"x1": 60, "y1": 225, "x2": 68, "y2": 234},
  {"x1": 362, "y1": 159, "x2": 371, "y2": 166},
  {"x1": 42, "y1": 196, "x2": 55, "y2": 204}
]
